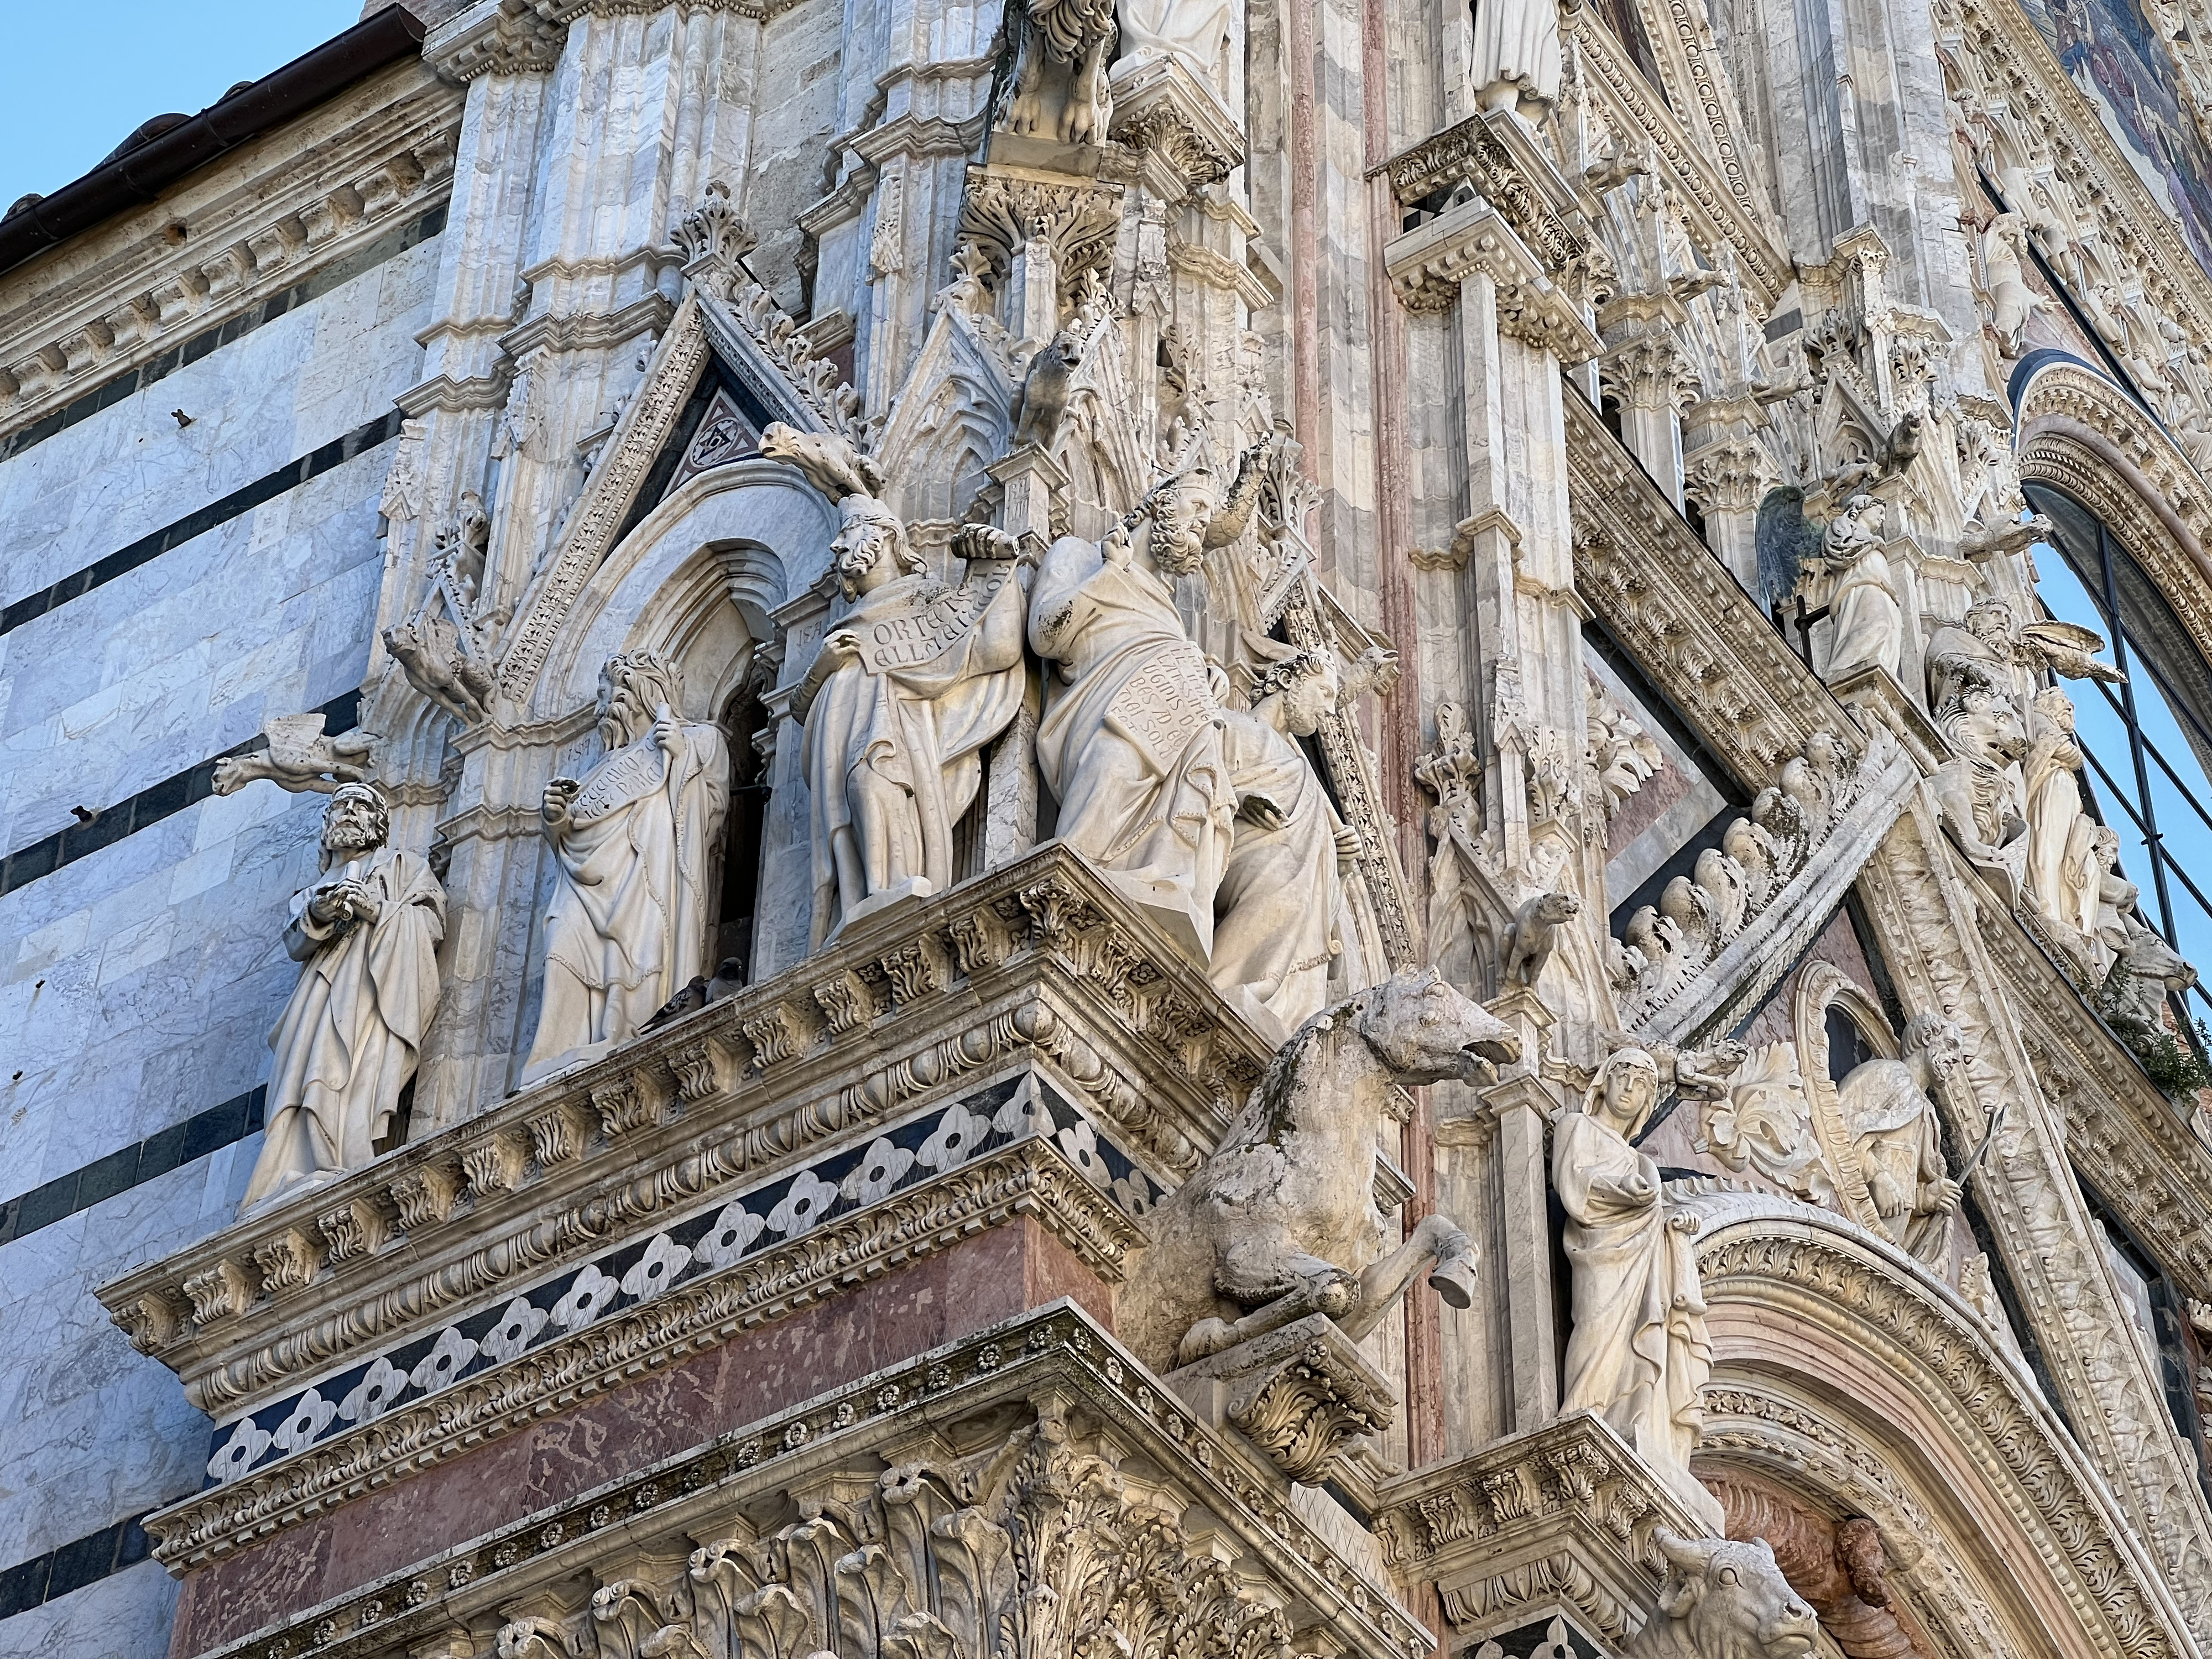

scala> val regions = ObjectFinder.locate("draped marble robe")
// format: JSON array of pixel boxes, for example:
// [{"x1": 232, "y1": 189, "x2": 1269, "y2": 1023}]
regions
[
  {"x1": 244, "y1": 846, "x2": 444, "y2": 1208},
  {"x1": 797, "y1": 562, "x2": 1026, "y2": 943},
  {"x1": 1212, "y1": 703, "x2": 1344, "y2": 1037},
  {"x1": 1554, "y1": 1098, "x2": 1712, "y2": 1481},
  {"x1": 1030, "y1": 533, "x2": 1237, "y2": 958},
  {"x1": 523, "y1": 721, "x2": 729, "y2": 1082},
  {"x1": 1823, "y1": 540, "x2": 1904, "y2": 682},
  {"x1": 2023, "y1": 692, "x2": 2097, "y2": 930},
  {"x1": 1471, "y1": 0, "x2": 1561, "y2": 112}
]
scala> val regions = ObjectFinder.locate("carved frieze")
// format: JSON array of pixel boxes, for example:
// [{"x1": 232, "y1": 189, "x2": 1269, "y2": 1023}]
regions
[
  {"x1": 98, "y1": 847, "x2": 1271, "y2": 1424},
  {"x1": 161, "y1": 1309, "x2": 1432, "y2": 1659}
]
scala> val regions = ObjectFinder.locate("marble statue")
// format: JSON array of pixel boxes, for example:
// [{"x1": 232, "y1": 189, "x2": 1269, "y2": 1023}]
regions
[
  {"x1": 794, "y1": 510, "x2": 1027, "y2": 947},
  {"x1": 242, "y1": 784, "x2": 445, "y2": 1211},
  {"x1": 520, "y1": 651, "x2": 729, "y2": 1084},
  {"x1": 2022, "y1": 687, "x2": 2099, "y2": 930},
  {"x1": 1210, "y1": 645, "x2": 1360, "y2": 1036},
  {"x1": 1820, "y1": 494, "x2": 1903, "y2": 682},
  {"x1": 1838, "y1": 1014, "x2": 1964, "y2": 1256},
  {"x1": 1027, "y1": 448, "x2": 1266, "y2": 957},
  {"x1": 1471, "y1": 0, "x2": 1562, "y2": 118},
  {"x1": 1554, "y1": 1047, "x2": 1713, "y2": 1509},
  {"x1": 1119, "y1": 0, "x2": 1235, "y2": 86},
  {"x1": 1120, "y1": 968, "x2": 1519, "y2": 1373},
  {"x1": 1926, "y1": 599, "x2": 2020, "y2": 716},
  {"x1": 1931, "y1": 680, "x2": 2030, "y2": 904},
  {"x1": 1624, "y1": 1531, "x2": 1820, "y2": 1659}
]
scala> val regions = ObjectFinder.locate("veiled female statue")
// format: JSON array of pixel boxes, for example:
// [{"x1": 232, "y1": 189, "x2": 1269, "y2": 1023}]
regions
[
  {"x1": 1554, "y1": 1047, "x2": 1713, "y2": 1504},
  {"x1": 1821, "y1": 494, "x2": 1902, "y2": 682},
  {"x1": 2022, "y1": 686, "x2": 2097, "y2": 931}
]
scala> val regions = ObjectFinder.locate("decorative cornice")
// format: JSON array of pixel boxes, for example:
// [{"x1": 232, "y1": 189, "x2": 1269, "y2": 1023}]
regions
[
  {"x1": 1383, "y1": 206, "x2": 1601, "y2": 362},
  {"x1": 169, "y1": 1306, "x2": 1432, "y2": 1659},
  {"x1": 98, "y1": 847, "x2": 1270, "y2": 1418},
  {"x1": 152, "y1": 1134, "x2": 1143, "y2": 1567},
  {"x1": 1371, "y1": 1412, "x2": 1700, "y2": 1646},
  {"x1": 1564, "y1": 1, "x2": 1788, "y2": 306},
  {"x1": 1567, "y1": 392, "x2": 1845, "y2": 778},
  {"x1": 0, "y1": 68, "x2": 461, "y2": 437},
  {"x1": 1378, "y1": 111, "x2": 1593, "y2": 292}
]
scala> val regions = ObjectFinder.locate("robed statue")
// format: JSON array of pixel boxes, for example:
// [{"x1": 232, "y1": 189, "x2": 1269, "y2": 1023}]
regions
[
  {"x1": 521, "y1": 650, "x2": 729, "y2": 1083},
  {"x1": 1212, "y1": 644, "x2": 1359, "y2": 1036},
  {"x1": 794, "y1": 507, "x2": 1027, "y2": 945},
  {"x1": 1027, "y1": 446, "x2": 1268, "y2": 957},
  {"x1": 1553, "y1": 1046, "x2": 1715, "y2": 1519},
  {"x1": 243, "y1": 783, "x2": 445, "y2": 1210}
]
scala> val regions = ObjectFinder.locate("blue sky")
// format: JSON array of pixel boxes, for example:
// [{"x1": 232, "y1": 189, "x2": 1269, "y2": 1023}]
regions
[{"x1": 1, "y1": 0, "x2": 361, "y2": 211}]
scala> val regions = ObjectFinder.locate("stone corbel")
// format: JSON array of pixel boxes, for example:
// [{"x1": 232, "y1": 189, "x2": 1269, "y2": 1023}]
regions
[
  {"x1": 423, "y1": 0, "x2": 568, "y2": 84},
  {"x1": 1384, "y1": 208, "x2": 1602, "y2": 363},
  {"x1": 1107, "y1": 53, "x2": 1246, "y2": 192},
  {"x1": 1167, "y1": 1313, "x2": 1399, "y2": 1488},
  {"x1": 1373, "y1": 1411, "x2": 1705, "y2": 1652}
]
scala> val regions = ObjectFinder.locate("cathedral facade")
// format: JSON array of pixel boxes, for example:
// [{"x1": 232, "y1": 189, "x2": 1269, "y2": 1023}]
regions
[{"x1": 5, "y1": 0, "x2": 2212, "y2": 1655}]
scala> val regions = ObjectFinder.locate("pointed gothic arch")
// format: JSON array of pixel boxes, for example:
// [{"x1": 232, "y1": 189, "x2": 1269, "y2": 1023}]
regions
[{"x1": 1685, "y1": 1192, "x2": 2201, "y2": 1659}]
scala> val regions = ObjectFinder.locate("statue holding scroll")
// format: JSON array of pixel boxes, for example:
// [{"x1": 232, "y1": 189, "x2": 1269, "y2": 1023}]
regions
[
  {"x1": 794, "y1": 508, "x2": 1027, "y2": 946},
  {"x1": 521, "y1": 651, "x2": 729, "y2": 1083}
]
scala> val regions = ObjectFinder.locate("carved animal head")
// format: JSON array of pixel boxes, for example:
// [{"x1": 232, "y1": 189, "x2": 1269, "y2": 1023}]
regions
[
  {"x1": 2119, "y1": 923, "x2": 2198, "y2": 992},
  {"x1": 1940, "y1": 686, "x2": 2027, "y2": 771},
  {"x1": 1350, "y1": 968, "x2": 1520, "y2": 1087},
  {"x1": 1528, "y1": 890, "x2": 1580, "y2": 925},
  {"x1": 1638, "y1": 1531, "x2": 1819, "y2": 1659},
  {"x1": 1040, "y1": 328, "x2": 1084, "y2": 372}
]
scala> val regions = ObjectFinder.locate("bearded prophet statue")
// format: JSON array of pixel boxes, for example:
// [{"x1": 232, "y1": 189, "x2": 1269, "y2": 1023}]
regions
[
  {"x1": 521, "y1": 651, "x2": 728, "y2": 1084},
  {"x1": 794, "y1": 510, "x2": 1027, "y2": 946},
  {"x1": 1553, "y1": 1047, "x2": 1715, "y2": 1517},
  {"x1": 1027, "y1": 455, "x2": 1265, "y2": 957},
  {"x1": 243, "y1": 783, "x2": 444, "y2": 1211}
]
